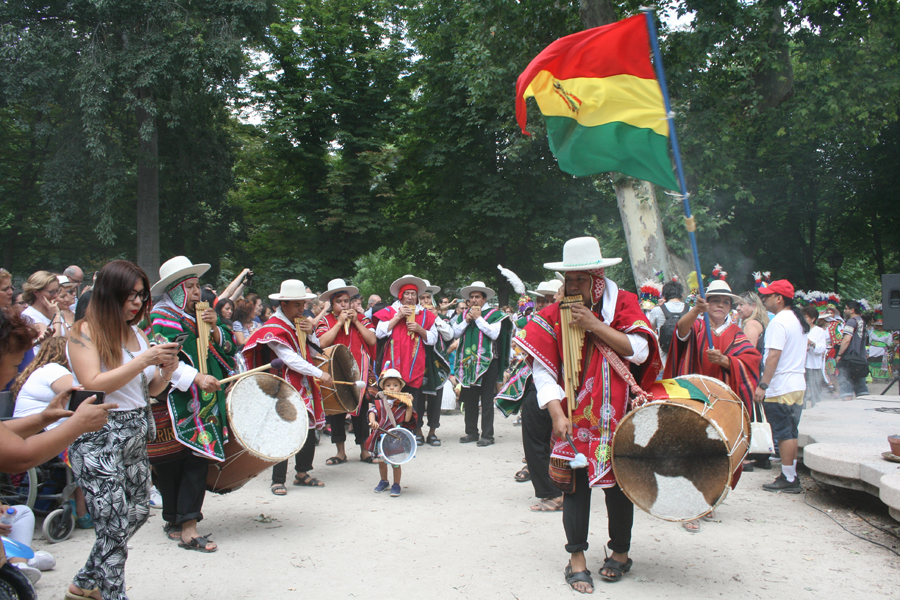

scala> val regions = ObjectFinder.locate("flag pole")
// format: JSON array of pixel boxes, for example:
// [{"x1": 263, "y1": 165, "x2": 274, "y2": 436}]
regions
[{"x1": 642, "y1": 8, "x2": 713, "y2": 348}]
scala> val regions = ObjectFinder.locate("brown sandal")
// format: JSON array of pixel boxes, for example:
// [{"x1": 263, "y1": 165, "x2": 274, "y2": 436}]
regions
[{"x1": 530, "y1": 497, "x2": 563, "y2": 512}]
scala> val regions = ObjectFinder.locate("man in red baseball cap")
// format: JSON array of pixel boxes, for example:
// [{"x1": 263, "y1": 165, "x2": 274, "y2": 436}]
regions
[{"x1": 754, "y1": 280, "x2": 810, "y2": 493}]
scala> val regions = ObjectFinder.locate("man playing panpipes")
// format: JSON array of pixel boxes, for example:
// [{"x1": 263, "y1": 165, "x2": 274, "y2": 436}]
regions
[
  {"x1": 515, "y1": 237, "x2": 660, "y2": 593},
  {"x1": 243, "y1": 280, "x2": 333, "y2": 494},
  {"x1": 315, "y1": 279, "x2": 376, "y2": 464},
  {"x1": 451, "y1": 280, "x2": 512, "y2": 446},
  {"x1": 373, "y1": 275, "x2": 439, "y2": 437},
  {"x1": 149, "y1": 256, "x2": 235, "y2": 552}
]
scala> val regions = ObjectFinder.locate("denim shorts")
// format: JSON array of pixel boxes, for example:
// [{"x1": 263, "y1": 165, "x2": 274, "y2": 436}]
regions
[{"x1": 762, "y1": 401, "x2": 803, "y2": 441}]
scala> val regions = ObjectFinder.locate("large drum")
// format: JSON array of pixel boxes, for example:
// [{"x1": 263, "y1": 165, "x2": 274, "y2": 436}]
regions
[
  {"x1": 207, "y1": 373, "x2": 308, "y2": 494},
  {"x1": 317, "y1": 344, "x2": 362, "y2": 415},
  {"x1": 611, "y1": 374, "x2": 750, "y2": 522}
]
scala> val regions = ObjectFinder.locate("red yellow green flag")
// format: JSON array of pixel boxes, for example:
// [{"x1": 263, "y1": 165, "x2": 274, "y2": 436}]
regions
[{"x1": 516, "y1": 15, "x2": 679, "y2": 190}]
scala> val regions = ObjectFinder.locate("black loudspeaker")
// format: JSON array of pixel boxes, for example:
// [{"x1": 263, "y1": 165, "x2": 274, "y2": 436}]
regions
[{"x1": 882, "y1": 274, "x2": 900, "y2": 331}]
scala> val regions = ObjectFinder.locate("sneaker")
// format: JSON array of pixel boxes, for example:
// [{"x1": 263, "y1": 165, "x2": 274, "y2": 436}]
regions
[
  {"x1": 390, "y1": 483, "x2": 401, "y2": 497},
  {"x1": 762, "y1": 473, "x2": 801, "y2": 494},
  {"x1": 476, "y1": 438, "x2": 494, "y2": 447},
  {"x1": 13, "y1": 563, "x2": 41, "y2": 584},
  {"x1": 374, "y1": 480, "x2": 390, "y2": 493},
  {"x1": 76, "y1": 512, "x2": 93, "y2": 529},
  {"x1": 149, "y1": 485, "x2": 163, "y2": 509},
  {"x1": 27, "y1": 550, "x2": 56, "y2": 571},
  {"x1": 459, "y1": 434, "x2": 479, "y2": 444}
]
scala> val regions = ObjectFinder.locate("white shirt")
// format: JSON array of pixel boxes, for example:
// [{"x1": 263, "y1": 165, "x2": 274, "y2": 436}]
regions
[
  {"x1": 374, "y1": 303, "x2": 438, "y2": 346},
  {"x1": 263, "y1": 309, "x2": 323, "y2": 378},
  {"x1": 806, "y1": 325, "x2": 827, "y2": 369},
  {"x1": 531, "y1": 278, "x2": 650, "y2": 409},
  {"x1": 434, "y1": 317, "x2": 454, "y2": 342},
  {"x1": 21, "y1": 305, "x2": 51, "y2": 326},
  {"x1": 451, "y1": 312, "x2": 503, "y2": 341},
  {"x1": 96, "y1": 327, "x2": 157, "y2": 411},
  {"x1": 763, "y1": 310, "x2": 808, "y2": 397},
  {"x1": 14, "y1": 363, "x2": 72, "y2": 429},
  {"x1": 648, "y1": 301, "x2": 685, "y2": 332}
]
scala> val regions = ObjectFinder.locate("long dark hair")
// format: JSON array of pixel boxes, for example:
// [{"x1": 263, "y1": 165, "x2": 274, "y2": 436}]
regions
[
  {"x1": 781, "y1": 295, "x2": 810, "y2": 334},
  {"x1": 73, "y1": 260, "x2": 150, "y2": 370},
  {"x1": 216, "y1": 298, "x2": 235, "y2": 327}
]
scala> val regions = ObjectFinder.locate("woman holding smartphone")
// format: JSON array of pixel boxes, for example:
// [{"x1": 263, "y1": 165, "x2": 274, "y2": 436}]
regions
[{"x1": 65, "y1": 260, "x2": 182, "y2": 600}]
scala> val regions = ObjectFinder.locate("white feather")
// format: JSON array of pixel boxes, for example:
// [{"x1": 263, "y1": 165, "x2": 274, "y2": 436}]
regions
[{"x1": 497, "y1": 264, "x2": 526, "y2": 295}]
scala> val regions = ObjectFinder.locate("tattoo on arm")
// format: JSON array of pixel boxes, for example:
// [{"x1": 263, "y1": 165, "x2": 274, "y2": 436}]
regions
[{"x1": 68, "y1": 336, "x2": 87, "y2": 348}]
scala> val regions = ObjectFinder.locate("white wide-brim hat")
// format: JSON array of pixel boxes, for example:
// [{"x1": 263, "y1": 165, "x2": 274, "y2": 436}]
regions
[
  {"x1": 270, "y1": 279, "x2": 317, "y2": 301},
  {"x1": 422, "y1": 279, "x2": 441, "y2": 296},
  {"x1": 57, "y1": 275, "x2": 76, "y2": 288},
  {"x1": 389, "y1": 274, "x2": 427, "y2": 299},
  {"x1": 544, "y1": 237, "x2": 622, "y2": 271},
  {"x1": 319, "y1": 278, "x2": 359, "y2": 303},
  {"x1": 705, "y1": 280, "x2": 741, "y2": 303},
  {"x1": 379, "y1": 368, "x2": 406, "y2": 389},
  {"x1": 460, "y1": 281, "x2": 496, "y2": 301},
  {"x1": 528, "y1": 280, "x2": 562, "y2": 297},
  {"x1": 150, "y1": 256, "x2": 211, "y2": 296}
]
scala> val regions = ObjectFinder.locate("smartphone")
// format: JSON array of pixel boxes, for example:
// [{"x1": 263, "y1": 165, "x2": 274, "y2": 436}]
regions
[
  {"x1": 173, "y1": 333, "x2": 190, "y2": 347},
  {"x1": 69, "y1": 390, "x2": 105, "y2": 411}
]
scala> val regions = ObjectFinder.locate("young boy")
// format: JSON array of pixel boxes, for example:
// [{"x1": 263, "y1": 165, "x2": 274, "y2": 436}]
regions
[{"x1": 366, "y1": 368, "x2": 416, "y2": 497}]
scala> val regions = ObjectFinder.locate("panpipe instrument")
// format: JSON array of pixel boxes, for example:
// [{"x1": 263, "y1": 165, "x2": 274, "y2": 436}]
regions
[
  {"x1": 195, "y1": 301, "x2": 211, "y2": 375},
  {"x1": 405, "y1": 309, "x2": 416, "y2": 338},
  {"x1": 294, "y1": 317, "x2": 309, "y2": 360},
  {"x1": 383, "y1": 391, "x2": 414, "y2": 407},
  {"x1": 558, "y1": 295, "x2": 585, "y2": 414},
  {"x1": 342, "y1": 312, "x2": 351, "y2": 336}
]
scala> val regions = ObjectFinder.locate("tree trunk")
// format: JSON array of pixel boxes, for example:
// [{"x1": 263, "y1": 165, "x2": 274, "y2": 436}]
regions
[
  {"x1": 580, "y1": 0, "x2": 688, "y2": 287},
  {"x1": 135, "y1": 86, "x2": 160, "y2": 283}
]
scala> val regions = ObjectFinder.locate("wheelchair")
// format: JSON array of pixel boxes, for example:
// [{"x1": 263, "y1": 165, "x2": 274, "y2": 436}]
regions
[{"x1": 0, "y1": 456, "x2": 79, "y2": 543}]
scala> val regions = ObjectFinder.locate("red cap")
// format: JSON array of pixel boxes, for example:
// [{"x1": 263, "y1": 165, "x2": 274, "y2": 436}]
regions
[{"x1": 758, "y1": 279, "x2": 794, "y2": 297}]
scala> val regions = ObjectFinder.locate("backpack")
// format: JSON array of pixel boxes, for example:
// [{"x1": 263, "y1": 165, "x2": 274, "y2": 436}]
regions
[{"x1": 659, "y1": 303, "x2": 690, "y2": 353}]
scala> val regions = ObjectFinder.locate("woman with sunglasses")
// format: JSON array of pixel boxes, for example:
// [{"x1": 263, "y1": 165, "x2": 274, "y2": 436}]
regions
[
  {"x1": 21, "y1": 271, "x2": 65, "y2": 339},
  {"x1": 65, "y1": 260, "x2": 182, "y2": 600}
]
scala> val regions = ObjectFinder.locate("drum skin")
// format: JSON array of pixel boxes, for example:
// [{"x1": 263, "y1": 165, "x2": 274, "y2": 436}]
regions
[
  {"x1": 611, "y1": 375, "x2": 749, "y2": 522},
  {"x1": 318, "y1": 344, "x2": 361, "y2": 415},
  {"x1": 207, "y1": 373, "x2": 308, "y2": 494}
]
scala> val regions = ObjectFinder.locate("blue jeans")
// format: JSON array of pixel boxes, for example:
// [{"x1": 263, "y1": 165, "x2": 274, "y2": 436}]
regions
[{"x1": 838, "y1": 369, "x2": 869, "y2": 398}]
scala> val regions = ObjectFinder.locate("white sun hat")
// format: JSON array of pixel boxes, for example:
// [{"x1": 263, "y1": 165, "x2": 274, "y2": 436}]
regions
[
  {"x1": 543, "y1": 237, "x2": 622, "y2": 271},
  {"x1": 422, "y1": 279, "x2": 441, "y2": 295},
  {"x1": 705, "y1": 280, "x2": 741, "y2": 303},
  {"x1": 378, "y1": 368, "x2": 406, "y2": 389},
  {"x1": 318, "y1": 278, "x2": 359, "y2": 303},
  {"x1": 150, "y1": 256, "x2": 211, "y2": 296},
  {"x1": 460, "y1": 281, "x2": 496, "y2": 301},
  {"x1": 269, "y1": 279, "x2": 317, "y2": 301},
  {"x1": 528, "y1": 280, "x2": 562, "y2": 296},
  {"x1": 389, "y1": 274, "x2": 427, "y2": 298}
]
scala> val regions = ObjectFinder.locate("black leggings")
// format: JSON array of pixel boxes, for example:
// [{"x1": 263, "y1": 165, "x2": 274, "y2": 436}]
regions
[
  {"x1": 563, "y1": 468, "x2": 633, "y2": 554},
  {"x1": 521, "y1": 381, "x2": 561, "y2": 499}
]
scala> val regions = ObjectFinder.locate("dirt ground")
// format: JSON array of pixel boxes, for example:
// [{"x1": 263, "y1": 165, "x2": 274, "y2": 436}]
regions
[{"x1": 30, "y1": 409, "x2": 900, "y2": 599}]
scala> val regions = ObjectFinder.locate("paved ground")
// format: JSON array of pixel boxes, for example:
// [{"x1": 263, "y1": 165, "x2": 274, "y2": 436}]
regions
[{"x1": 30, "y1": 404, "x2": 900, "y2": 599}]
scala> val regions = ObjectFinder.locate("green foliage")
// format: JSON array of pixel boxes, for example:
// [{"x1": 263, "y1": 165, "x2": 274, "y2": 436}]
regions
[{"x1": 352, "y1": 246, "x2": 418, "y2": 302}]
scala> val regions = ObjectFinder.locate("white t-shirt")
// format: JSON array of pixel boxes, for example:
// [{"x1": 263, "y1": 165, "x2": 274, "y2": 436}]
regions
[
  {"x1": 21, "y1": 305, "x2": 51, "y2": 326},
  {"x1": 13, "y1": 363, "x2": 72, "y2": 429},
  {"x1": 806, "y1": 325, "x2": 827, "y2": 369},
  {"x1": 764, "y1": 310, "x2": 808, "y2": 397}
]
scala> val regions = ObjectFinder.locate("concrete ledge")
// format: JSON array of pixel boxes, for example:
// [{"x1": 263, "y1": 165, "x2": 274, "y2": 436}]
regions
[{"x1": 799, "y1": 397, "x2": 900, "y2": 520}]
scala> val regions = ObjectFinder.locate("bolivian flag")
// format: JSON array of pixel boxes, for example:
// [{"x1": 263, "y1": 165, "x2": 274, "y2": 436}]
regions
[{"x1": 516, "y1": 14, "x2": 679, "y2": 190}]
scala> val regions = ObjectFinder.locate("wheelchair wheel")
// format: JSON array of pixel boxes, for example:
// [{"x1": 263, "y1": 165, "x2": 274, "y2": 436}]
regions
[
  {"x1": 0, "y1": 469, "x2": 38, "y2": 509},
  {"x1": 42, "y1": 507, "x2": 75, "y2": 543}
]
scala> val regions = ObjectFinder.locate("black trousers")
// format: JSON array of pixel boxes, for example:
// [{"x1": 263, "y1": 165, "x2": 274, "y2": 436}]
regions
[
  {"x1": 327, "y1": 398, "x2": 370, "y2": 447},
  {"x1": 521, "y1": 381, "x2": 561, "y2": 500},
  {"x1": 563, "y1": 467, "x2": 633, "y2": 554},
  {"x1": 414, "y1": 388, "x2": 441, "y2": 431},
  {"x1": 460, "y1": 359, "x2": 499, "y2": 440},
  {"x1": 154, "y1": 452, "x2": 208, "y2": 526},
  {"x1": 272, "y1": 432, "x2": 317, "y2": 484}
]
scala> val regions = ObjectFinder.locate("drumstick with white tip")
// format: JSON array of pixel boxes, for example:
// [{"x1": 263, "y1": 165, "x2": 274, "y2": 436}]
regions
[{"x1": 218, "y1": 358, "x2": 285, "y2": 385}]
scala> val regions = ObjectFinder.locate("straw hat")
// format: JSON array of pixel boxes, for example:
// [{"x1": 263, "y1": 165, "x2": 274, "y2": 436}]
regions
[
  {"x1": 543, "y1": 237, "x2": 622, "y2": 271},
  {"x1": 460, "y1": 281, "x2": 496, "y2": 301},
  {"x1": 389, "y1": 274, "x2": 427, "y2": 298},
  {"x1": 150, "y1": 256, "x2": 211, "y2": 296},
  {"x1": 318, "y1": 279, "x2": 359, "y2": 303},
  {"x1": 528, "y1": 280, "x2": 562, "y2": 297},
  {"x1": 705, "y1": 280, "x2": 741, "y2": 303},
  {"x1": 379, "y1": 368, "x2": 406, "y2": 390},
  {"x1": 269, "y1": 280, "x2": 317, "y2": 301}
]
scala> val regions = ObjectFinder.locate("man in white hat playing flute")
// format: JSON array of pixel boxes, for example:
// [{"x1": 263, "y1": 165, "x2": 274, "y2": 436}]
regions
[
  {"x1": 150, "y1": 256, "x2": 235, "y2": 552},
  {"x1": 451, "y1": 280, "x2": 512, "y2": 446},
  {"x1": 515, "y1": 237, "x2": 661, "y2": 593},
  {"x1": 243, "y1": 280, "x2": 333, "y2": 495}
]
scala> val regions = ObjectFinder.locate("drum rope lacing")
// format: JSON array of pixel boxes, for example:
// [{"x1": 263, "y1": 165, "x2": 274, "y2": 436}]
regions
[{"x1": 677, "y1": 375, "x2": 749, "y2": 459}]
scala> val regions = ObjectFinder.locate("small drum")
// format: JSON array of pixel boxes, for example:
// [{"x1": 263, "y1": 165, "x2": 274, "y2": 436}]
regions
[
  {"x1": 317, "y1": 344, "x2": 362, "y2": 415},
  {"x1": 207, "y1": 373, "x2": 308, "y2": 494},
  {"x1": 611, "y1": 374, "x2": 750, "y2": 522},
  {"x1": 378, "y1": 427, "x2": 417, "y2": 465}
]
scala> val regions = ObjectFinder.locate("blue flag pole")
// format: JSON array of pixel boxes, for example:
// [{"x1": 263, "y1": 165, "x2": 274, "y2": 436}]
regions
[{"x1": 642, "y1": 8, "x2": 713, "y2": 348}]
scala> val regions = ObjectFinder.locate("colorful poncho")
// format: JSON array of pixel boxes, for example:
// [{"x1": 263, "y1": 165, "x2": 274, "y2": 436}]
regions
[
  {"x1": 315, "y1": 312, "x2": 375, "y2": 415},
  {"x1": 451, "y1": 307, "x2": 513, "y2": 387},
  {"x1": 516, "y1": 282, "x2": 660, "y2": 488},
  {"x1": 150, "y1": 305, "x2": 237, "y2": 461},
  {"x1": 373, "y1": 305, "x2": 438, "y2": 388},
  {"x1": 242, "y1": 314, "x2": 325, "y2": 430},
  {"x1": 364, "y1": 392, "x2": 417, "y2": 455}
]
